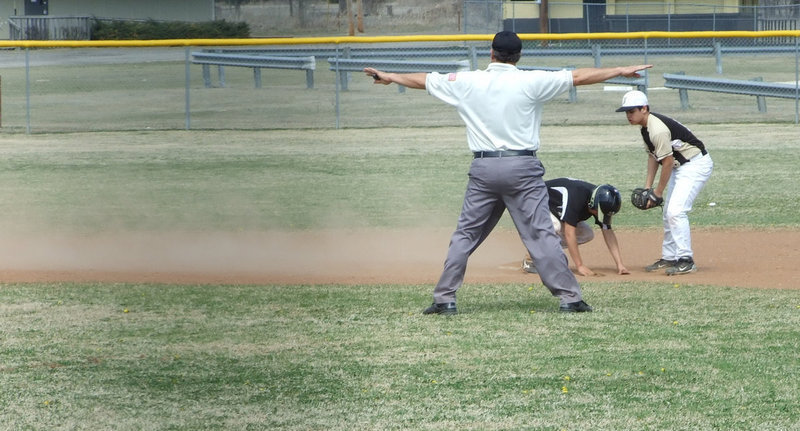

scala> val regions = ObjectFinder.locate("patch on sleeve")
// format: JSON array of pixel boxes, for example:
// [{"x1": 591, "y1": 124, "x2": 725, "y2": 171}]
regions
[{"x1": 448, "y1": 73, "x2": 457, "y2": 81}]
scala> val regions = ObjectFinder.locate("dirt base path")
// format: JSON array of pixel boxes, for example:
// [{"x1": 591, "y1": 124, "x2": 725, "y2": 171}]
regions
[{"x1": 0, "y1": 228, "x2": 796, "y2": 289}]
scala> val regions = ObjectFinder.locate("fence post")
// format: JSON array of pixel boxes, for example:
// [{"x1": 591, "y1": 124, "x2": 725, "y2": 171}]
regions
[
  {"x1": 592, "y1": 44, "x2": 602, "y2": 67},
  {"x1": 340, "y1": 46, "x2": 351, "y2": 90},
  {"x1": 469, "y1": 46, "x2": 477, "y2": 70},
  {"x1": 795, "y1": 35, "x2": 799, "y2": 124},
  {"x1": 334, "y1": 45, "x2": 341, "y2": 129},
  {"x1": 25, "y1": 48, "x2": 30, "y2": 134},
  {"x1": 185, "y1": 46, "x2": 191, "y2": 131},
  {"x1": 794, "y1": 36, "x2": 800, "y2": 124},
  {"x1": 714, "y1": 41, "x2": 723, "y2": 74}
]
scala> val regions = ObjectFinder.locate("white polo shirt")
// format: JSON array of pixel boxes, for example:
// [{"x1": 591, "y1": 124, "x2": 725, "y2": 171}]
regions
[{"x1": 425, "y1": 62, "x2": 573, "y2": 152}]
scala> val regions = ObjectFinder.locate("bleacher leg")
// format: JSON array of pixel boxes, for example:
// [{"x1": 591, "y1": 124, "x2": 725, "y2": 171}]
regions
[
  {"x1": 752, "y1": 77, "x2": 766, "y2": 112},
  {"x1": 202, "y1": 64, "x2": 212, "y2": 88},
  {"x1": 757, "y1": 96, "x2": 767, "y2": 113},
  {"x1": 678, "y1": 88, "x2": 689, "y2": 110}
]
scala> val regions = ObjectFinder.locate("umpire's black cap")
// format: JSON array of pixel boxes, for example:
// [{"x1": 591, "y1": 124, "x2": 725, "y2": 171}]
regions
[{"x1": 492, "y1": 31, "x2": 522, "y2": 54}]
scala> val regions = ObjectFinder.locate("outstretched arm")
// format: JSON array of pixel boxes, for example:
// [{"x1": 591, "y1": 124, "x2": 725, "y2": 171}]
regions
[
  {"x1": 601, "y1": 228, "x2": 630, "y2": 275},
  {"x1": 571, "y1": 64, "x2": 652, "y2": 87},
  {"x1": 364, "y1": 67, "x2": 427, "y2": 90}
]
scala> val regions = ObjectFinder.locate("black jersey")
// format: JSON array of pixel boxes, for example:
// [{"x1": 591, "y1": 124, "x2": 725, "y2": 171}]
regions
[{"x1": 546, "y1": 178, "x2": 607, "y2": 229}]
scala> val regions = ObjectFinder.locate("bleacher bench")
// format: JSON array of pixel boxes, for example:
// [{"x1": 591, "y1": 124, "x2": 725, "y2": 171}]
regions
[
  {"x1": 663, "y1": 72, "x2": 800, "y2": 112},
  {"x1": 191, "y1": 52, "x2": 316, "y2": 89}
]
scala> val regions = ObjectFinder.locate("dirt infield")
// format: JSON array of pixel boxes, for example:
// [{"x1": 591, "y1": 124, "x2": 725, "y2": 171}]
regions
[{"x1": 0, "y1": 228, "x2": 796, "y2": 289}]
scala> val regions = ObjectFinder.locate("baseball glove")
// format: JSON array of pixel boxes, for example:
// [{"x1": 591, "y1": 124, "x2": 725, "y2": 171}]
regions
[{"x1": 631, "y1": 187, "x2": 664, "y2": 210}]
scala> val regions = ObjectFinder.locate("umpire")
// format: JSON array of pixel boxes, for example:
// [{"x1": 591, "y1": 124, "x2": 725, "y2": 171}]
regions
[{"x1": 365, "y1": 31, "x2": 651, "y2": 314}]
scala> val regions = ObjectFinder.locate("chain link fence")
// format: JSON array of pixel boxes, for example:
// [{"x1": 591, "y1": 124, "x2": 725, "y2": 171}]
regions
[{"x1": 0, "y1": 33, "x2": 797, "y2": 134}]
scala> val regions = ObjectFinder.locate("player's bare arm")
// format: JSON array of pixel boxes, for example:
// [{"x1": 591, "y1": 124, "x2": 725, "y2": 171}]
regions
[
  {"x1": 571, "y1": 64, "x2": 652, "y2": 86},
  {"x1": 563, "y1": 224, "x2": 596, "y2": 276},
  {"x1": 653, "y1": 156, "x2": 674, "y2": 202},
  {"x1": 363, "y1": 68, "x2": 427, "y2": 89},
  {"x1": 645, "y1": 156, "x2": 658, "y2": 189},
  {"x1": 643, "y1": 157, "x2": 660, "y2": 209},
  {"x1": 601, "y1": 229, "x2": 630, "y2": 275}
]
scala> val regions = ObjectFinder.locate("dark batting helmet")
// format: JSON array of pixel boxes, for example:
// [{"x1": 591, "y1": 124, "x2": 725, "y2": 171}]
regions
[{"x1": 590, "y1": 184, "x2": 622, "y2": 225}]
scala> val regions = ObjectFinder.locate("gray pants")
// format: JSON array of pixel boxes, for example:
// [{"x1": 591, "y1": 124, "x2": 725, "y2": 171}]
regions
[{"x1": 433, "y1": 155, "x2": 583, "y2": 306}]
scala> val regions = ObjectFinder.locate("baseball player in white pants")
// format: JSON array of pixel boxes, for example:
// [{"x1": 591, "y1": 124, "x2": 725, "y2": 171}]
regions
[
  {"x1": 661, "y1": 151, "x2": 713, "y2": 266},
  {"x1": 617, "y1": 90, "x2": 713, "y2": 275}
]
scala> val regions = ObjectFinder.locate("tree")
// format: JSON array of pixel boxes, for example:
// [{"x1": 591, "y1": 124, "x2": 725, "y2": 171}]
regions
[
  {"x1": 344, "y1": 0, "x2": 363, "y2": 35},
  {"x1": 221, "y1": 0, "x2": 250, "y2": 20}
]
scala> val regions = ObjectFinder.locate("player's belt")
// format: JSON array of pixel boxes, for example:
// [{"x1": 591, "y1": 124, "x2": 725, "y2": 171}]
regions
[
  {"x1": 473, "y1": 150, "x2": 536, "y2": 159},
  {"x1": 679, "y1": 150, "x2": 708, "y2": 165}
]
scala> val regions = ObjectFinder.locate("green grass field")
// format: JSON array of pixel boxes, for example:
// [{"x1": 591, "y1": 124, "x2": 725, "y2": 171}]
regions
[
  {"x1": 1, "y1": 124, "x2": 799, "y2": 429},
  {"x1": 2, "y1": 282, "x2": 799, "y2": 430},
  {"x1": 1, "y1": 125, "x2": 798, "y2": 233}
]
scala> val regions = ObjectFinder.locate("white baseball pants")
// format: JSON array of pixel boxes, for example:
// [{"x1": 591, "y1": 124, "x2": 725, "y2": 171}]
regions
[
  {"x1": 662, "y1": 153, "x2": 713, "y2": 260},
  {"x1": 550, "y1": 212, "x2": 594, "y2": 247}
]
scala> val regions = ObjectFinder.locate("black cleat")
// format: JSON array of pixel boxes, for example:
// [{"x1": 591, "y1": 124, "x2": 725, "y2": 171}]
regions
[
  {"x1": 645, "y1": 258, "x2": 677, "y2": 272},
  {"x1": 559, "y1": 300, "x2": 593, "y2": 313},
  {"x1": 666, "y1": 257, "x2": 698, "y2": 275},
  {"x1": 423, "y1": 302, "x2": 457, "y2": 315}
]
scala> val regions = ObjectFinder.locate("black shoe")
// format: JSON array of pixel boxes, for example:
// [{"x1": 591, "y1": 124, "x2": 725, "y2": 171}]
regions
[
  {"x1": 645, "y1": 258, "x2": 677, "y2": 272},
  {"x1": 423, "y1": 302, "x2": 457, "y2": 315},
  {"x1": 665, "y1": 257, "x2": 698, "y2": 275},
  {"x1": 559, "y1": 300, "x2": 593, "y2": 313}
]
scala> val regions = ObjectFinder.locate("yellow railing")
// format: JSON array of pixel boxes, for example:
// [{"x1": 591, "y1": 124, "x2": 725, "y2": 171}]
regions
[{"x1": 1, "y1": 30, "x2": 799, "y2": 48}]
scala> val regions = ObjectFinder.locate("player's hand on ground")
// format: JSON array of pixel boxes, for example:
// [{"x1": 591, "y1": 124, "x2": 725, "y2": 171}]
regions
[
  {"x1": 617, "y1": 265, "x2": 631, "y2": 275},
  {"x1": 577, "y1": 265, "x2": 598, "y2": 277}
]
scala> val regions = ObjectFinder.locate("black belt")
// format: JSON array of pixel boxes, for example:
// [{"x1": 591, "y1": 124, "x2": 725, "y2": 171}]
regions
[
  {"x1": 473, "y1": 150, "x2": 536, "y2": 159},
  {"x1": 680, "y1": 150, "x2": 708, "y2": 165}
]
